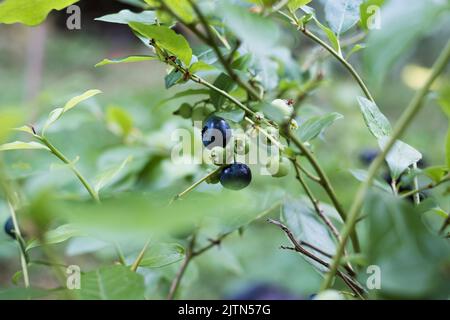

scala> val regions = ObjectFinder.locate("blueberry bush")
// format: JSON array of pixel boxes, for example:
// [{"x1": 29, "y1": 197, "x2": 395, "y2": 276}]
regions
[{"x1": 0, "y1": 0, "x2": 449, "y2": 300}]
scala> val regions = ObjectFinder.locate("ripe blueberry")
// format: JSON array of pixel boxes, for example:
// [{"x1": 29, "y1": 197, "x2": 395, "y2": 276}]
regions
[
  {"x1": 359, "y1": 149, "x2": 379, "y2": 165},
  {"x1": 202, "y1": 116, "x2": 231, "y2": 149},
  {"x1": 4, "y1": 216, "x2": 16, "y2": 239},
  {"x1": 220, "y1": 163, "x2": 252, "y2": 190}
]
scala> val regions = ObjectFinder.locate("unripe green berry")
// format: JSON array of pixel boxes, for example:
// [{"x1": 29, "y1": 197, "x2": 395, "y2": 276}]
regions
[
  {"x1": 264, "y1": 126, "x2": 279, "y2": 145},
  {"x1": 191, "y1": 106, "x2": 206, "y2": 122},
  {"x1": 203, "y1": 104, "x2": 216, "y2": 116},
  {"x1": 271, "y1": 99, "x2": 293, "y2": 118},
  {"x1": 210, "y1": 146, "x2": 230, "y2": 165},
  {"x1": 267, "y1": 156, "x2": 290, "y2": 178},
  {"x1": 173, "y1": 103, "x2": 192, "y2": 119},
  {"x1": 234, "y1": 134, "x2": 250, "y2": 155}
]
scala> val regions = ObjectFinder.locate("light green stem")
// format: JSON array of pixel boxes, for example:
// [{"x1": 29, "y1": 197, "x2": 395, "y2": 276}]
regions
[
  {"x1": 300, "y1": 28, "x2": 375, "y2": 102},
  {"x1": 38, "y1": 137, "x2": 99, "y2": 202},
  {"x1": 320, "y1": 39, "x2": 450, "y2": 291},
  {"x1": 8, "y1": 201, "x2": 30, "y2": 288}
]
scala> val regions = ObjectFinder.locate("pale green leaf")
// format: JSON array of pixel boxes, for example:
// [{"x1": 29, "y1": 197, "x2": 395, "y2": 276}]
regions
[
  {"x1": 346, "y1": 43, "x2": 366, "y2": 59},
  {"x1": 0, "y1": 141, "x2": 49, "y2": 152},
  {"x1": 94, "y1": 156, "x2": 133, "y2": 193},
  {"x1": 95, "y1": 55, "x2": 157, "y2": 67},
  {"x1": 95, "y1": 9, "x2": 156, "y2": 25},
  {"x1": 43, "y1": 89, "x2": 101, "y2": 134},
  {"x1": 325, "y1": 0, "x2": 363, "y2": 35},
  {"x1": 159, "y1": 0, "x2": 195, "y2": 24},
  {"x1": 350, "y1": 168, "x2": 391, "y2": 192},
  {"x1": 189, "y1": 61, "x2": 215, "y2": 73},
  {"x1": 26, "y1": 224, "x2": 85, "y2": 251},
  {"x1": 423, "y1": 166, "x2": 448, "y2": 183},
  {"x1": 359, "y1": 0, "x2": 385, "y2": 30},
  {"x1": 139, "y1": 243, "x2": 185, "y2": 268},
  {"x1": 13, "y1": 125, "x2": 35, "y2": 135},
  {"x1": 314, "y1": 19, "x2": 342, "y2": 55},
  {"x1": 129, "y1": 23, "x2": 192, "y2": 66},
  {"x1": 379, "y1": 137, "x2": 422, "y2": 180},
  {"x1": 297, "y1": 112, "x2": 343, "y2": 142},
  {"x1": 288, "y1": 0, "x2": 312, "y2": 12},
  {"x1": 106, "y1": 106, "x2": 134, "y2": 137},
  {"x1": 357, "y1": 96, "x2": 392, "y2": 139},
  {"x1": 77, "y1": 265, "x2": 145, "y2": 300},
  {"x1": 0, "y1": 0, "x2": 79, "y2": 26}
]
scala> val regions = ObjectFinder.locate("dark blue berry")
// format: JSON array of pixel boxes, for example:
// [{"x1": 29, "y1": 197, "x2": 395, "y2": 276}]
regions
[
  {"x1": 220, "y1": 163, "x2": 252, "y2": 190},
  {"x1": 202, "y1": 116, "x2": 231, "y2": 149},
  {"x1": 359, "y1": 149, "x2": 379, "y2": 165},
  {"x1": 4, "y1": 216, "x2": 16, "y2": 239}
]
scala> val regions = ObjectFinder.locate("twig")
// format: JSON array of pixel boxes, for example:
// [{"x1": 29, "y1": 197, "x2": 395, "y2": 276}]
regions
[
  {"x1": 299, "y1": 27, "x2": 374, "y2": 102},
  {"x1": 267, "y1": 219, "x2": 364, "y2": 297},
  {"x1": 167, "y1": 233, "x2": 197, "y2": 300},
  {"x1": 411, "y1": 163, "x2": 421, "y2": 205},
  {"x1": 37, "y1": 136, "x2": 99, "y2": 202},
  {"x1": 400, "y1": 174, "x2": 449, "y2": 199},
  {"x1": 321, "y1": 39, "x2": 450, "y2": 291},
  {"x1": 287, "y1": 133, "x2": 360, "y2": 252}
]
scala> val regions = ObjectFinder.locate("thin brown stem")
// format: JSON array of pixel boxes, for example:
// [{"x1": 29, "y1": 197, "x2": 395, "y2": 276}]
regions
[{"x1": 267, "y1": 219, "x2": 364, "y2": 297}]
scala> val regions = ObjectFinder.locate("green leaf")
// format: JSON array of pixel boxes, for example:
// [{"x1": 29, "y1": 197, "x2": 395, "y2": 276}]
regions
[
  {"x1": 95, "y1": 9, "x2": 156, "y2": 25},
  {"x1": 378, "y1": 137, "x2": 422, "y2": 180},
  {"x1": 297, "y1": 112, "x2": 343, "y2": 142},
  {"x1": 346, "y1": 43, "x2": 365, "y2": 59},
  {"x1": 13, "y1": 125, "x2": 35, "y2": 135},
  {"x1": 0, "y1": 0, "x2": 79, "y2": 26},
  {"x1": 214, "y1": 109, "x2": 245, "y2": 123},
  {"x1": 139, "y1": 243, "x2": 185, "y2": 268},
  {"x1": 282, "y1": 196, "x2": 336, "y2": 273},
  {"x1": 77, "y1": 265, "x2": 145, "y2": 300},
  {"x1": 0, "y1": 288, "x2": 50, "y2": 300},
  {"x1": 288, "y1": 0, "x2": 312, "y2": 12},
  {"x1": 94, "y1": 156, "x2": 133, "y2": 193},
  {"x1": 43, "y1": 89, "x2": 102, "y2": 134},
  {"x1": 359, "y1": 0, "x2": 385, "y2": 30},
  {"x1": 220, "y1": 2, "x2": 280, "y2": 57},
  {"x1": 325, "y1": 0, "x2": 363, "y2": 35},
  {"x1": 314, "y1": 19, "x2": 342, "y2": 55},
  {"x1": 357, "y1": 96, "x2": 392, "y2": 139},
  {"x1": 95, "y1": 55, "x2": 157, "y2": 67},
  {"x1": 161, "y1": 0, "x2": 195, "y2": 23},
  {"x1": 165, "y1": 69, "x2": 183, "y2": 89},
  {"x1": 0, "y1": 141, "x2": 49, "y2": 152},
  {"x1": 423, "y1": 166, "x2": 448, "y2": 183},
  {"x1": 364, "y1": 192, "x2": 449, "y2": 298},
  {"x1": 210, "y1": 73, "x2": 236, "y2": 109},
  {"x1": 106, "y1": 106, "x2": 134, "y2": 137},
  {"x1": 363, "y1": 0, "x2": 448, "y2": 88},
  {"x1": 0, "y1": 110, "x2": 23, "y2": 143},
  {"x1": 26, "y1": 224, "x2": 85, "y2": 251},
  {"x1": 446, "y1": 128, "x2": 450, "y2": 168},
  {"x1": 129, "y1": 23, "x2": 192, "y2": 66},
  {"x1": 189, "y1": 61, "x2": 215, "y2": 73},
  {"x1": 350, "y1": 169, "x2": 391, "y2": 192}
]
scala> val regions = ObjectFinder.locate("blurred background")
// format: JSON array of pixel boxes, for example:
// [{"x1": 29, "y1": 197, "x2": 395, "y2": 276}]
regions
[{"x1": 0, "y1": 0, "x2": 449, "y2": 299}]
